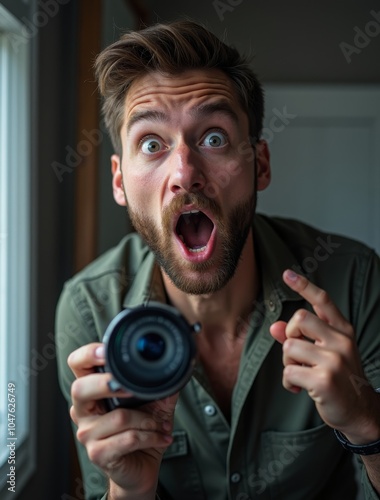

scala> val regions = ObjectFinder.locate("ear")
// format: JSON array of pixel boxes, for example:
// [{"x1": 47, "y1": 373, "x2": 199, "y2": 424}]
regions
[
  {"x1": 111, "y1": 154, "x2": 127, "y2": 206},
  {"x1": 255, "y1": 140, "x2": 271, "y2": 191}
]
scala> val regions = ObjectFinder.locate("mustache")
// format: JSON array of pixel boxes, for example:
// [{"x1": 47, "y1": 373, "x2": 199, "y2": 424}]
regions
[{"x1": 162, "y1": 192, "x2": 223, "y2": 226}]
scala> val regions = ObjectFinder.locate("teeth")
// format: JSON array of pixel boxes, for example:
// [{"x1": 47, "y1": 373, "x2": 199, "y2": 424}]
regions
[
  {"x1": 188, "y1": 246, "x2": 206, "y2": 253},
  {"x1": 182, "y1": 210, "x2": 200, "y2": 223},
  {"x1": 182, "y1": 210, "x2": 200, "y2": 215}
]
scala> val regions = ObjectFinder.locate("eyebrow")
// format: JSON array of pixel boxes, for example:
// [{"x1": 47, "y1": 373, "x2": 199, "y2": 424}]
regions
[
  {"x1": 126, "y1": 99, "x2": 240, "y2": 135},
  {"x1": 190, "y1": 101, "x2": 240, "y2": 126},
  {"x1": 126, "y1": 110, "x2": 168, "y2": 135}
]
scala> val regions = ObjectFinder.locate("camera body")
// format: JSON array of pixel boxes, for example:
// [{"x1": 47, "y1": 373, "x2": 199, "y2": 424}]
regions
[{"x1": 99, "y1": 302, "x2": 200, "y2": 410}]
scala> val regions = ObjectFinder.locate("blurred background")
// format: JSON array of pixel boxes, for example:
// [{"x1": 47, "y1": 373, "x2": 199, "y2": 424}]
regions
[{"x1": 0, "y1": 0, "x2": 379, "y2": 498}]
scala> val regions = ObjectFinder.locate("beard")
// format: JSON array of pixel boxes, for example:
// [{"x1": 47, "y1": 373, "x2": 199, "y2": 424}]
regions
[{"x1": 127, "y1": 190, "x2": 257, "y2": 295}]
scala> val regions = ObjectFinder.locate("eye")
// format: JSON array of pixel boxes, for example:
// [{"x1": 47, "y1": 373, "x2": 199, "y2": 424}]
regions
[
  {"x1": 202, "y1": 130, "x2": 227, "y2": 148},
  {"x1": 140, "y1": 137, "x2": 164, "y2": 154}
]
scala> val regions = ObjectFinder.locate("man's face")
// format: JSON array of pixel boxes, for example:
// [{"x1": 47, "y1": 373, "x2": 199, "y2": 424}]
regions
[{"x1": 112, "y1": 69, "x2": 270, "y2": 294}]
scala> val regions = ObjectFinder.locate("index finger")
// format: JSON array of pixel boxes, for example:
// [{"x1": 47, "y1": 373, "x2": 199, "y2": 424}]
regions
[
  {"x1": 283, "y1": 270, "x2": 353, "y2": 336},
  {"x1": 68, "y1": 342, "x2": 105, "y2": 379}
]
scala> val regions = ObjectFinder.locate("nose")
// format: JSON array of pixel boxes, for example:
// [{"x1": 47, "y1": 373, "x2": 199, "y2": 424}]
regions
[{"x1": 168, "y1": 142, "x2": 206, "y2": 195}]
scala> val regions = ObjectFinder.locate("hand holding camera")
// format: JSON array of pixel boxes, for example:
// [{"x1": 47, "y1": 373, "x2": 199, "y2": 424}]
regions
[{"x1": 68, "y1": 303, "x2": 200, "y2": 498}]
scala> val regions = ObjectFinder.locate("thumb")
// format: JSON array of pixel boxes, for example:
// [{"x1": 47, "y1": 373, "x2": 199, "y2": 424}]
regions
[{"x1": 270, "y1": 320, "x2": 287, "y2": 344}]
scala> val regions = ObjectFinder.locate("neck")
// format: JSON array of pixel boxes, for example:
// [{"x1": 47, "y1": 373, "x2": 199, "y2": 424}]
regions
[{"x1": 161, "y1": 229, "x2": 259, "y2": 341}]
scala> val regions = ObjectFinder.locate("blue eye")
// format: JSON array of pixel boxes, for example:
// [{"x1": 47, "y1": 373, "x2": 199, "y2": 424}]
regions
[
  {"x1": 203, "y1": 131, "x2": 227, "y2": 148},
  {"x1": 141, "y1": 137, "x2": 163, "y2": 154}
]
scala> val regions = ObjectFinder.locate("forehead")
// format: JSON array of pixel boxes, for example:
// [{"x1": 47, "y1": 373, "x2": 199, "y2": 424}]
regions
[{"x1": 123, "y1": 68, "x2": 245, "y2": 126}]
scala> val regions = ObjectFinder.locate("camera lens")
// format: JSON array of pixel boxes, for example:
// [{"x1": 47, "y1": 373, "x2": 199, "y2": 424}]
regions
[
  {"x1": 103, "y1": 303, "x2": 197, "y2": 403},
  {"x1": 136, "y1": 333, "x2": 166, "y2": 361}
]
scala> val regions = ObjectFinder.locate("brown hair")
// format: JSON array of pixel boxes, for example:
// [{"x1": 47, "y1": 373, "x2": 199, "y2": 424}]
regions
[{"x1": 95, "y1": 19, "x2": 264, "y2": 156}]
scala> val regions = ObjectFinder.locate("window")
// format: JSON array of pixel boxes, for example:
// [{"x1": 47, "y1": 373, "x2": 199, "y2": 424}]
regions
[{"x1": 0, "y1": 3, "x2": 34, "y2": 497}]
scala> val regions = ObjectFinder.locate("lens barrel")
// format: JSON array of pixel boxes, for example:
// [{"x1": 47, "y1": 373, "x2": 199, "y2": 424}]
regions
[{"x1": 102, "y1": 302, "x2": 198, "y2": 409}]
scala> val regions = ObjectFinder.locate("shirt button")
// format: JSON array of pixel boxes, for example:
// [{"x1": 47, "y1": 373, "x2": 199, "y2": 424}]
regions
[
  {"x1": 230, "y1": 472, "x2": 241, "y2": 483},
  {"x1": 204, "y1": 405, "x2": 216, "y2": 416},
  {"x1": 268, "y1": 299, "x2": 276, "y2": 311}
]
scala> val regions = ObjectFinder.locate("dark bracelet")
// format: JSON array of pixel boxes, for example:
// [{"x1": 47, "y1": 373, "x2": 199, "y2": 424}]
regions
[{"x1": 334, "y1": 430, "x2": 380, "y2": 455}]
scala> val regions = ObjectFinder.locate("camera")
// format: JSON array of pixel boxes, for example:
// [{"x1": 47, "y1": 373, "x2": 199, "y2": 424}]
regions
[{"x1": 99, "y1": 302, "x2": 200, "y2": 410}]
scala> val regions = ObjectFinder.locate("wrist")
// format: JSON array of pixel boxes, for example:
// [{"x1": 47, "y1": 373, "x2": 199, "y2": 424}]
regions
[
  {"x1": 343, "y1": 425, "x2": 380, "y2": 446},
  {"x1": 340, "y1": 388, "x2": 380, "y2": 445},
  {"x1": 334, "y1": 429, "x2": 380, "y2": 455},
  {"x1": 108, "y1": 480, "x2": 157, "y2": 500}
]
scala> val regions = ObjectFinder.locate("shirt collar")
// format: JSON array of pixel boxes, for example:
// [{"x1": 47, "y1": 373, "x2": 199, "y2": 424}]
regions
[
  {"x1": 253, "y1": 214, "x2": 303, "y2": 306},
  {"x1": 122, "y1": 252, "x2": 167, "y2": 308}
]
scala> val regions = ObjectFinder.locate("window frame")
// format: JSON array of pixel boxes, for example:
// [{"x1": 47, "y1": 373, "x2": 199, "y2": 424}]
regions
[{"x1": 0, "y1": 3, "x2": 36, "y2": 498}]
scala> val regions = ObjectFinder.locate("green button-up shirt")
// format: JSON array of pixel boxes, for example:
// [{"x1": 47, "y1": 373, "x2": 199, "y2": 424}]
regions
[{"x1": 55, "y1": 215, "x2": 380, "y2": 500}]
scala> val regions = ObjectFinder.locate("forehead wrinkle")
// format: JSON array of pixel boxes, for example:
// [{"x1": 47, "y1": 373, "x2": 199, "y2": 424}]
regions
[
  {"x1": 125, "y1": 95, "x2": 239, "y2": 136},
  {"x1": 129, "y1": 71, "x2": 233, "y2": 97},
  {"x1": 190, "y1": 100, "x2": 240, "y2": 127},
  {"x1": 124, "y1": 71, "x2": 245, "y2": 137}
]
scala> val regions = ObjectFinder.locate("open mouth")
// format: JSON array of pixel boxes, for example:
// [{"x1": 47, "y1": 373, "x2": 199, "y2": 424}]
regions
[{"x1": 175, "y1": 210, "x2": 215, "y2": 253}]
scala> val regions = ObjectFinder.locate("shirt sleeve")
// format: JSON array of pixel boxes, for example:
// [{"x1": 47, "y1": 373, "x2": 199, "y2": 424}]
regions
[
  {"x1": 355, "y1": 250, "x2": 380, "y2": 390},
  {"x1": 361, "y1": 467, "x2": 380, "y2": 499},
  {"x1": 55, "y1": 281, "x2": 108, "y2": 500},
  {"x1": 354, "y1": 250, "x2": 380, "y2": 499}
]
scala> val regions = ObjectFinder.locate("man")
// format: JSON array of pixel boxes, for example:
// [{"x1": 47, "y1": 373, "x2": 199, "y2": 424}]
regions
[{"x1": 56, "y1": 20, "x2": 380, "y2": 500}]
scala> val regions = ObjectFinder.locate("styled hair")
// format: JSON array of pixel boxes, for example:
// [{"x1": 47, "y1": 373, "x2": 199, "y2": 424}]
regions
[{"x1": 95, "y1": 20, "x2": 264, "y2": 155}]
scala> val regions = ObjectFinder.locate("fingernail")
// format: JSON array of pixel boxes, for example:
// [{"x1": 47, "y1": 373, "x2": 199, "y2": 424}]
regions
[
  {"x1": 95, "y1": 345, "x2": 105, "y2": 359},
  {"x1": 108, "y1": 379, "x2": 122, "y2": 393},
  {"x1": 285, "y1": 270, "x2": 298, "y2": 281},
  {"x1": 163, "y1": 434, "x2": 173, "y2": 443}
]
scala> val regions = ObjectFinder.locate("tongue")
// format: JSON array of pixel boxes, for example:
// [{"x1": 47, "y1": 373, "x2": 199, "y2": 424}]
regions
[{"x1": 178, "y1": 212, "x2": 214, "y2": 249}]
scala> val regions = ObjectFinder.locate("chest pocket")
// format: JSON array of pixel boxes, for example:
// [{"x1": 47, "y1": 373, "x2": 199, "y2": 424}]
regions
[
  {"x1": 257, "y1": 423, "x2": 356, "y2": 500},
  {"x1": 159, "y1": 430, "x2": 206, "y2": 500}
]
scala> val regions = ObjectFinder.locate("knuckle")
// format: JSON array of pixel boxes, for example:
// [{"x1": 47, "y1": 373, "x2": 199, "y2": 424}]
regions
[
  {"x1": 86, "y1": 441, "x2": 103, "y2": 465},
  {"x1": 283, "y1": 338, "x2": 295, "y2": 352},
  {"x1": 76, "y1": 425, "x2": 90, "y2": 444},
  {"x1": 338, "y1": 334, "x2": 353, "y2": 355},
  {"x1": 283, "y1": 364, "x2": 295, "y2": 378},
  {"x1": 69, "y1": 405, "x2": 78, "y2": 424},
  {"x1": 292, "y1": 308, "x2": 308, "y2": 325},
  {"x1": 123, "y1": 430, "x2": 140, "y2": 450},
  {"x1": 109, "y1": 408, "x2": 130, "y2": 429},
  {"x1": 316, "y1": 289, "x2": 330, "y2": 306},
  {"x1": 70, "y1": 378, "x2": 84, "y2": 401},
  {"x1": 344, "y1": 325, "x2": 355, "y2": 338},
  {"x1": 67, "y1": 345, "x2": 86, "y2": 368},
  {"x1": 316, "y1": 364, "x2": 339, "y2": 391}
]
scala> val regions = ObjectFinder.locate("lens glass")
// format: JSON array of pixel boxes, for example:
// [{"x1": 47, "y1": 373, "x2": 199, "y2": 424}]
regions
[{"x1": 136, "y1": 333, "x2": 166, "y2": 361}]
